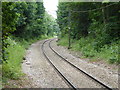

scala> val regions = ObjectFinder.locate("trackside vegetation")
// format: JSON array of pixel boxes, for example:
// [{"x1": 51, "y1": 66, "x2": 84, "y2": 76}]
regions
[
  {"x1": 57, "y1": 2, "x2": 120, "y2": 64},
  {"x1": 2, "y1": 2, "x2": 58, "y2": 87},
  {"x1": 58, "y1": 36, "x2": 119, "y2": 64},
  {"x1": 1, "y1": 1, "x2": 120, "y2": 88}
]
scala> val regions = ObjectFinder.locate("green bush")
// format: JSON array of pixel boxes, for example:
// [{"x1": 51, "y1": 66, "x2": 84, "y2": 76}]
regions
[
  {"x1": 2, "y1": 35, "x2": 50, "y2": 80},
  {"x1": 74, "y1": 37, "x2": 95, "y2": 57},
  {"x1": 3, "y1": 37, "x2": 25, "y2": 79},
  {"x1": 58, "y1": 34, "x2": 68, "y2": 46},
  {"x1": 97, "y1": 43, "x2": 119, "y2": 64},
  {"x1": 58, "y1": 36, "x2": 119, "y2": 64}
]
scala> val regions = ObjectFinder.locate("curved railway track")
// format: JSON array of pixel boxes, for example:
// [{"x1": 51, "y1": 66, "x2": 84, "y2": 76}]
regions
[
  {"x1": 41, "y1": 39, "x2": 112, "y2": 90},
  {"x1": 42, "y1": 39, "x2": 76, "y2": 89}
]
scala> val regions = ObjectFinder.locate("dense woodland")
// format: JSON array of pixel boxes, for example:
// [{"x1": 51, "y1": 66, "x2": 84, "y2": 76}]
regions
[
  {"x1": 2, "y1": 2, "x2": 58, "y2": 40},
  {"x1": 57, "y1": 2, "x2": 120, "y2": 64},
  {"x1": 2, "y1": 2, "x2": 57, "y2": 84},
  {"x1": 1, "y1": 1, "x2": 120, "y2": 88}
]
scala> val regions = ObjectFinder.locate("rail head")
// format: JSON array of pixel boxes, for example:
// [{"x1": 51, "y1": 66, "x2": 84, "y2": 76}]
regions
[
  {"x1": 41, "y1": 39, "x2": 77, "y2": 89},
  {"x1": 49, "y1": 39, "x2": 113, "y2": 90}
]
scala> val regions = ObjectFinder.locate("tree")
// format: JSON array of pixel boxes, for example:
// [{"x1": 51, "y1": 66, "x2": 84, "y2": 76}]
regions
[
  {"x1": 43, "y1": 12, "x2": 59, "y2": 37},
  {"x1": 57, "y1": 2, "x2": 120, "y2": 45}
]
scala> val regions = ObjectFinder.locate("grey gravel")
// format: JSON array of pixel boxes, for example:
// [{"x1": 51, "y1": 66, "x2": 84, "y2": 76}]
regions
[
  {"x1": 22, "y1": 39, "x2": 119, "y2": 88},
  {"x1": 44, "y1": 40, "x2": 103, "y2": 88},
  {"x1": 22, "y1": 40, "x2": 69, "y2": 88},
  {"x1": 50, "y1": 39, "x2": 119, "y2": 88}
]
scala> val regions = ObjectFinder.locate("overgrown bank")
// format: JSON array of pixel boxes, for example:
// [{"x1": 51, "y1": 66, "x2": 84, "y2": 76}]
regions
[
  {"x1": 2, "y1": 36, "x2": 48, "y2": 88},
  {"x1": 58, "y1": 35, "x2": 119, "y2": 64},
  {"x1": 2, "y1": 2, "x2": 58, "y2": 88}
]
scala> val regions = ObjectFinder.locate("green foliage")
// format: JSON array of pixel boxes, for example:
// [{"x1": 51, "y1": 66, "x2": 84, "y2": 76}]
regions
[
  {"x1": 58, "y1": 36, "x2": 119, "y2": 64},
  {"x1": 2, "y1": 2, "x2": 57, "y2": 62},
  {"x1": 2, "y1": 35, "x2": 50, "y2": 83},
  {"x1": 2, "y1": 2, "x2": 19, "y2": 35},
  {"x1": 2, "y1": 2, "x2": 58, "y2": 87},
  {"x1": 13, "y1": 2, "x2": 45, "y2": 39},
  {"x1": 43, "y1": 12, "x2": 59, "y2": 37},
  {"x1": 97, "y1": 43, "x2": 119, "y2": 64},
  {"x1": 57, "y1": 2, "x2": 120, "y2": 41},
  {"x1": 78, "y1": 37, "x2": 97, "y2": 57},
  {"x1": 57, "y1": 2, "x2": 120, "y2": 64},
  {"x1": 58, "y1": 34, "x2": 68, "y2": 46},
  {"x1": 2, "y1": 37, "x2": 25, "y2": 79}
]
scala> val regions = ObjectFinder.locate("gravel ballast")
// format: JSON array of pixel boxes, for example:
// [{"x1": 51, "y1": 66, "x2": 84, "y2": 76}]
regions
[
  {"x1": 22, "y1": 39, "x2": 119, "y2": 88},
  {"x1": 50, "y1": 39, "x2": 118, "y2": 88},
  {"x1": 22, "y1": 40, "x2": 68, "y2": 88}
]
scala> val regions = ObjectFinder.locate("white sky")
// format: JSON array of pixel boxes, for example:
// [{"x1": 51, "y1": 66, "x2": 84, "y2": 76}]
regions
[{"x1": 43, "y1": 0, "x2": 58, "y2": 19}]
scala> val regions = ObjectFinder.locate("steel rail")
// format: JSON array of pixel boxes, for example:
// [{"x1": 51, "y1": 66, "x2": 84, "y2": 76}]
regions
[
  {"x1": 49, "y1": 39, "x2": 112, "y2": 90},
  {"x1": 41, "y1": 39, "x2": 77, "y2": 89}
]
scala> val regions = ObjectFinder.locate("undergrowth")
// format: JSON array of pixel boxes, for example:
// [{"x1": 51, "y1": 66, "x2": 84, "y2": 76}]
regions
[
  {"x1": 2, "y1": 35, "x2": 49, "y2": 87},
  {"x1": 58, "y1": 36, "x2": 119, "y2": 64},
  {"x1": 3, "y1": 37, "x2": 25, "y2": 80}
]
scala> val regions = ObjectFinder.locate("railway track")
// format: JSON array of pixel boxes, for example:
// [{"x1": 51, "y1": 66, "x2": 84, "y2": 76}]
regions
[
  {"x1": 41, "y1": 39, "x2": 112, "y2": 90},
  {"x1": 42, "y1": 39, "x2": 76, "y2": 89}
]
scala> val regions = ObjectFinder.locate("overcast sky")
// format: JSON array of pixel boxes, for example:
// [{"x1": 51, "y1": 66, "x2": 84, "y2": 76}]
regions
[{"x1": 43, "y1": 0, "x2": 58, "y2": 18}]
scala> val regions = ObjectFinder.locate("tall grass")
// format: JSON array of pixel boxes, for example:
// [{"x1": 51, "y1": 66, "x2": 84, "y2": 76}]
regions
[
  {"x1": 58, "y1": 35, "x2": 68, "y2": 46},
  {"x1": 58, "y1": 36, "x2": 119, "y2": 64},
  {"x1": 3, "y1": 37, "x2": 25, "y2": 80},
  {"x1": 2, "y1": 35, "x2": 49, "y2": 85}
]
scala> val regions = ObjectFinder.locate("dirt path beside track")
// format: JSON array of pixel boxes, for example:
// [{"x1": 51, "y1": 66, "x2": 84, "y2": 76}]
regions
[{"x1": 22, "y1": 39, "x2": 68, "y2": 88}]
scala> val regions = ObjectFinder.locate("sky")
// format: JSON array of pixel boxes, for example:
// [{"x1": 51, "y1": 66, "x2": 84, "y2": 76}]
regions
[{"x1": 43, "y1": 0, "x2": 58, "y2": 19}]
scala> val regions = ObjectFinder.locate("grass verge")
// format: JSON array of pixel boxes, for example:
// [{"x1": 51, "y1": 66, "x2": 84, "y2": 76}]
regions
[
  {"x1": 58, "y1": 36, "x2": 119, "y2": 64},
  {"x1": 2, "y1": 35, "x2": 49, "y2": 88}
]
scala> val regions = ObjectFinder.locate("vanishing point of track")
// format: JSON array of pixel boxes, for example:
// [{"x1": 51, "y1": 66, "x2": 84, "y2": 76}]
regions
[{"x1": 41, "y1": 39, "x2": 112, "y2": 90}]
